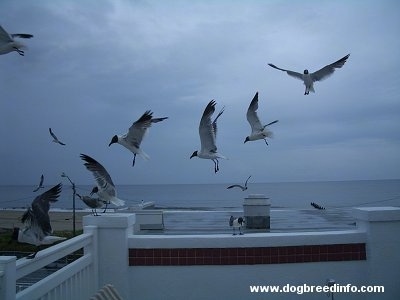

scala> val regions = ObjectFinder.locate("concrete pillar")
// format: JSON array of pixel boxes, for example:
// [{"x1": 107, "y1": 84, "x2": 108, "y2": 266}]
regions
[
  {"x1": 83, "y1": 213, "x2": 135, "y2": 299},
  {"x1": 353, "y1": 207, "x2": 400, "y2": 300},
  {"x1": 243, "y1": 194, "x2": 270, "y2": 229}
]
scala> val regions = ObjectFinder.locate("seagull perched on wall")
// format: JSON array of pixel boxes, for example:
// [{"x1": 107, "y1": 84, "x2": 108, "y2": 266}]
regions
[
  {"x1": 109, "y1": 110, "x2": 168, "y2": 167},
  {"x1": 229, "y1": 216, "x2": 245, "y2": 235},
  {"x1": 33, "y1": 174, "x2": 45, "y2": 192},
  {"x1": 0, "y1": 25, "x2": 33, "y2": 56},
  {"x1": 49, "y1": 128, "x2": 66, "y2": 146},
  {"x1": 77, "y1": 193, "x2": 107, "y2": 216},
  {"x1": 244, "y1": 92, "x2": 279, "y2": 145},
  {"x1": 11, "y1": 183, "x2": 66, "y2": 259},
  {"x1": 190, "y1": 100, "x2": 226, "y2": 173},
  {"x1": 227, "y1": 175, "x2": 252, "y2": 191},
  {"x1": 80, "y1": 153, "x2": 125, "y2": 208},
  {"x1": 267, "y1": 54, "x2": 350, "y2": 95}
]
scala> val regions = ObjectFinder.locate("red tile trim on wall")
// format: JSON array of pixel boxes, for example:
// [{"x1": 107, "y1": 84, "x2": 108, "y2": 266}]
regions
[{"x1": 129, "y1": 243, "x2": 366, "y2": 266}]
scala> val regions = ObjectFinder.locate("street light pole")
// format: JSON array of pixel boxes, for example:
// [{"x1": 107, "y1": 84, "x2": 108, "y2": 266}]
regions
[{"x1": 61, "y1": 172, "x2": 76, "y2": 237}]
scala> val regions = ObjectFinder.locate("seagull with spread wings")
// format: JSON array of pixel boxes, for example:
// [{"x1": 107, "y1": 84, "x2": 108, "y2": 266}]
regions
[
  {"x1": 11, "y1": 183, "x2": 66, "y2": 259},
  {"x1": 109, "y1": 111, "x2": 168, "y2": 167},
  {"x1": 49, "y1": 128, "x2": 66, "y2": 146},
  {"x1": 227, "y1": 175, "x2": 252, "y2": 191},
  {"x1": 244, "y1": 92, "x2": 279, "y2": 145},
  {"x1": 268, "y1": 54, "x2": 350, "y2": 95},
  {"x1": 0, "y1": 25, "x2": 33, "y2": 56},
  {"x1": 33, "y1": 174, "x2": 45, "y2": 192},
  {"x1": 190, "y1": 100, "x2": 226, "y2": 173},
  {"x1": 80, "y1": 153, "x2": 125, "y2": 208}
]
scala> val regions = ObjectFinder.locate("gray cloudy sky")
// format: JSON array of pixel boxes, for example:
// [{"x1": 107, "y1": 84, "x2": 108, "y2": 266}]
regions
[{"x1": 1, "y1": 0, "x2": 399, "y2": 185}]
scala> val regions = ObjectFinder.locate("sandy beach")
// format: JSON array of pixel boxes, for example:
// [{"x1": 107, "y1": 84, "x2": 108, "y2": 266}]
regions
[{"x1": 0, "y1": 210, "x2": 90, "y2": 231}]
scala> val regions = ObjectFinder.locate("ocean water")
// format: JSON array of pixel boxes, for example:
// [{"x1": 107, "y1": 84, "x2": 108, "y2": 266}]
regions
[{"x1": 1, "y1": 179, "x2": 399, "y2": 211}]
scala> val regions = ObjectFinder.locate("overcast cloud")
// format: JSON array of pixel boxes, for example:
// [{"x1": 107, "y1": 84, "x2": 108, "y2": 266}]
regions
[{"x1": 1, "y1": 0, "x2": 399, "y2": 185}]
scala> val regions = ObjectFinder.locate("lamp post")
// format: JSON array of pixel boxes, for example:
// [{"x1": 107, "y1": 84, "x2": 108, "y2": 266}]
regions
[{"x1": 61, "y1": 172, "x2": 76, "y2": 237}]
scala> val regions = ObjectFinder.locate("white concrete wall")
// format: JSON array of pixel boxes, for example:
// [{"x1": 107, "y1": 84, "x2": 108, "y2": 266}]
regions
[
  {"x1": 81, "y1": 207, "x2": 400, "y2": 300},
  {"x1": 128, "y1": 262, "x2": 367, "y2": 300}
]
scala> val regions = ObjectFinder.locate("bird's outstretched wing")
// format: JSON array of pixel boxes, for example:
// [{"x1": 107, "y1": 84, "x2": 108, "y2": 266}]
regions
[
  {"x1": 0, "y1": 25, "x2": 12, "y2": 43},
  {"x1": 33, "y1": 174, "x2": 44, "y2": 192},
  {"x1": 49, "y1": 128, "x2": 66, "y2": 145},
  {"x1": 199, "y1": 100, "x2": 220, "y2": 153},
  {"x1": 127, "y1": 111, "x2": 153, "y2": 148},
  {"x1": 268, "y1": 63, "x2": 303, "y2": 81},
  {"x1": 227, "y1": 184, "x2": 245, "y2": 190},
  {"x1": 247, "y1": 92, "x2": 264, "y2": 133},
  {"x1": 80, "y1": 154, "x2": 115, "y2": 195},
  {"x1": 244, "y1": 175, "x2": 252, "y2": 187},
  {"x1": 311, "y1": 54, "x2": 350, "y2": 82},
  {"x1": 22, "y1": 183, "x2": 62, "y2": 236},
  {"x1": 127, "y1": 111, "x2": 168, "y2": 148}
]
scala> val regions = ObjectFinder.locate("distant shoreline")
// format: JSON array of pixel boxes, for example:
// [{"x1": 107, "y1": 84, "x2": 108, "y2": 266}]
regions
[{"x1": 0, "y1": 210, "x2": 88, "y2": 231}]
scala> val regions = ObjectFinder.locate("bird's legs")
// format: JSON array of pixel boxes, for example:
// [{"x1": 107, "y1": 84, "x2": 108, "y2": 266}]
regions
[
  {"x1": 92, "y1": 208, "x2": 100, "y2": 216},
  {"x1": 232, "y1": 227, "x2": 237, "y2": 236},
  {"x1": 213, "y1": 159, "x2": 219, "y2": 173},
  {"x1": 239, "y1": 227, "x2": 244, "y2": 235},
  {"x1": 102, "y1": 201, "x2": 109, "y2": 213},
  {"x1": 13, "y1": 47, "x2": 24, "y2": 56},
  {"x1": 132, "y1": 154, "x2": 137, "y2": 167},
  {"x1": 263, "y1": 138, "x2": 269, "y2": 146}
]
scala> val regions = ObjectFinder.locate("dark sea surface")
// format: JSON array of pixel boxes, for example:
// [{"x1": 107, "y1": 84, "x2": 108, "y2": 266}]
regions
[{"x1": 1, "y1": 179, "x2": 399, "y2": 210}]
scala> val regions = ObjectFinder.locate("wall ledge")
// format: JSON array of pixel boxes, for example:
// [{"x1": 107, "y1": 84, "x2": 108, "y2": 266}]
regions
[{"x1": 353, "y1": 206, "x2": 400, "y2": 222}]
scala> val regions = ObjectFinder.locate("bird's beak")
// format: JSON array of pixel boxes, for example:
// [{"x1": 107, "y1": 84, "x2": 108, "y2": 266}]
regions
[{"x1": 108, "y1": 141, "x2": 113, "y2": 147}]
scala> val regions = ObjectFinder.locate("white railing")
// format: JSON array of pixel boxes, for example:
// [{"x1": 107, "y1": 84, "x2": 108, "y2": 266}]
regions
[{"x1": 0, "y1": 225, "x2": 98, "y2": 300}]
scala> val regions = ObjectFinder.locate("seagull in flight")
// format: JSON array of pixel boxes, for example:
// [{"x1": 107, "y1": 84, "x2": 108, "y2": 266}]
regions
[
  {"x1": 227, "y1": 175, "x2": 252, "y2": 191},
  {"x1": 77, "y1": 193, "x2": 107, "y2": 216},
  {"x1": 11, "y1": 183, "x2": 66, "y2": 259},
  {"x1": 268, "y1": 54, "x2": 350, "y2": 95},
  {"x1": 49, "y1": 128, "x2": 66, "y2": 146},
  {"x1": 190, "y1": 100, "x2": 226, "y2": 173},
  {"x1": 244, "y1": 92, "x2": 279, "y2": 145},
  {"x1": 109, "y1": 110, "x2": 168, "y2": 167},
  {"x1": 0, "y1": 25, "x2": 33, "y2": 56},
  {"x1": 33, "y1": 174, "x2": 45, "y2": 192},
  {"x1": 80, "y1": 153, "x2": 125, "y2": 207}
]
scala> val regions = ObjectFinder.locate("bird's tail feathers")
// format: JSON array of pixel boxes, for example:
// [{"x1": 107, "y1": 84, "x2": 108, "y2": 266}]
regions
[
  {"x1": 263, "y1": 130, "x2": 274, "y2": 139},
  {"x1": 139, "y1": 151, "x2": 150, "y2": 161},
  {"x1": 112, "y1": 197, "x2": 125, "y2": 207}
]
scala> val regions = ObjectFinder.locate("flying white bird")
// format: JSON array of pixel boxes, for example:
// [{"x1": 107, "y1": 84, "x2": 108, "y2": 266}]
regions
[
  {"x1": 229, "y1": 216, "x2": 245, "y2": 235},
  {"x1": 33, "y1": 174, "x2": 45, "y2": 192},
  {"x1": 268, "y1": 54, "x2": 350, "y2": 95},
  {"x1": 11, "y1": 183, "x2": 66, "y2": 259},
  {"x1": 0, "y1": 25, "x2": 33, "y2": 56},
  {"x1": 80, "y1": 154, "x2": 125, "y2": 207},
  {"x1": 244, "y1": 92, "x2": 279, "y2": 145},
  {"x1": 109, "y1": 110, "x2": 168, "y2": 167},
  {"x1": 49, "y1": 128, "x2": 66, "y2": 146},
  {"x1": 77, "y1": 193, "x2": 107, "y2": 216},
  {"x1": 227, "y1": 175, "x2": 252, "y2": 191},
  {"x1": 190, "y1": 100, "x2": 226, "y2": 173}
]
